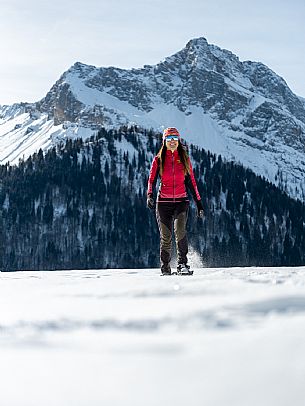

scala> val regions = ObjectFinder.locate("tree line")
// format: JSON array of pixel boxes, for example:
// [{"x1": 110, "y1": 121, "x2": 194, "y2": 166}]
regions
[{"x1": 0, "y1": 125, "x2": 305, "y2": 270}]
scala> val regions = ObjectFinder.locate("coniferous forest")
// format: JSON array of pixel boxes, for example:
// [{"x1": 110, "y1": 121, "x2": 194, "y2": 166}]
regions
[{"x1": 1, "y1": 126, "x2": 305, "y2": 271}]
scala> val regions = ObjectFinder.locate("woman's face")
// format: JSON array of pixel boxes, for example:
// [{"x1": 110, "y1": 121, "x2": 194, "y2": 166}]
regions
[{"x1": 165, "y1": 136, "x2": 179, "y2": 152}]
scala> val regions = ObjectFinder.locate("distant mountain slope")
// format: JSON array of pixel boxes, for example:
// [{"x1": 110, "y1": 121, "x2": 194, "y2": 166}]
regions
[{"x1": 1, "y1": 37, "x2": 305, "y2": 199}]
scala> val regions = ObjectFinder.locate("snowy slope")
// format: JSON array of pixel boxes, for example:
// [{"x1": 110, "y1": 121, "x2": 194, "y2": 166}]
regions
[
  {"x1": 1, "y1": 37, "x2": 305, "y2": 198},
  {"x1": 0, "y1": 104, "x2": 93, "y2": 164},
  {"x1": 1, "y1": 266, "x2": 305, "y2": 406}
]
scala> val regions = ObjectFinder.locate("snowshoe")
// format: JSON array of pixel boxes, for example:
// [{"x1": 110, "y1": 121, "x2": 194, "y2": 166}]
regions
[{"x1": 177, "y1": 263, "x2": 193, "y2": 275}]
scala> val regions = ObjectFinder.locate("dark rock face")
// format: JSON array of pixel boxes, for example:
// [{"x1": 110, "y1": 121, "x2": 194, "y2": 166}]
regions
[
  {"x1": 37, "y1": 79, "x2": 83, "y2": 125},
  {"x1": 243, "y1": 61, "x2": 305, "y2": 122},
  {"x1": 241, "y1": 101, "x2": 305, "y2": 149}
]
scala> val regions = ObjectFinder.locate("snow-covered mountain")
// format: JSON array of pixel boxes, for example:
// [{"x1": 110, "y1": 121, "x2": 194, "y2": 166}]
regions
[{"x1": 1, "y1": 37, "x2": 305, "y2": 198}]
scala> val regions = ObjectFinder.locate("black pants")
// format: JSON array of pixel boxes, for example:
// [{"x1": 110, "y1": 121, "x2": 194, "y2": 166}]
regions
[{"x1": 156, "y1": 201, "x2": 189, "y2": 268}]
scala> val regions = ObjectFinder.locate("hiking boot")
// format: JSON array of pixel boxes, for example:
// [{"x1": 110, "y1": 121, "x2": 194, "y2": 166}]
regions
[{"x1": 161, "y1": 264, "x2": 171, "y2": 275}]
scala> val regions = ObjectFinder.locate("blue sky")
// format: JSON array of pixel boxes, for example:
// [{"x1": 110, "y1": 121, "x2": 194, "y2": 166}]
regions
[{"x1": 0, "y1": 0, "x2": 304, "y2": 104}]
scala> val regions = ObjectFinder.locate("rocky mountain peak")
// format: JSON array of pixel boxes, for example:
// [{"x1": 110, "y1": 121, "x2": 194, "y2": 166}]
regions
[{"x1": 184, "y1": 36, "x2": 210, "y2": 58}]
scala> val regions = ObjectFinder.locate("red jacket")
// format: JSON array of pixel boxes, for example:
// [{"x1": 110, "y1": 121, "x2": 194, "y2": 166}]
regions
[{"x1": 147, "y1": 149, "x2": 201, "y2": 203}]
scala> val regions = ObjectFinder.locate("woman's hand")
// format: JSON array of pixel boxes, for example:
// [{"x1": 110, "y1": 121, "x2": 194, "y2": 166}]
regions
[
  {"x1": 147, "y1": 194, "x2": 155, "y2": 210},
  {"x1": 196, "y1": 200, "x2": 204, "y2": 218}
]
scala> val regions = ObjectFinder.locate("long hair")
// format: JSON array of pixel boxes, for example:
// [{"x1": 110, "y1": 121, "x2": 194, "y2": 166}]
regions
[{"x1": 157, "y1": 141, "x2": 190, "y2": 176}]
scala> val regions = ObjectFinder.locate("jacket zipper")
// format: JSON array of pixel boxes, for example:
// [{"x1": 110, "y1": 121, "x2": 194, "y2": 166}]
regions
[{"x1": 172, "y1": 153, "x2": 175, "y2": 202}]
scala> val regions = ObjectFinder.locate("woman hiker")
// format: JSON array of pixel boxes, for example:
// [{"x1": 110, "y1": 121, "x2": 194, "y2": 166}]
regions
[{"x1": 147, "y1": 127, "x2": 204, "y2": 275}]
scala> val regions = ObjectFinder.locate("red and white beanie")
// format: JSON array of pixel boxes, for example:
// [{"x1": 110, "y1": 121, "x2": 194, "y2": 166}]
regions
[{"x1": 162, "y1": 127, "x2": 181, "y2": 140}]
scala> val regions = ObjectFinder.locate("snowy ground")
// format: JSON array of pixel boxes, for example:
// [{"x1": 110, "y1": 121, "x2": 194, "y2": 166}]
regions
[{"x1": 1, "y1": 266, "x2": 305, "y2": 406}]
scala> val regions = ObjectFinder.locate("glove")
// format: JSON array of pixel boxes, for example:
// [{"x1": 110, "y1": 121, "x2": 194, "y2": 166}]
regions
[
  {"x1": 147, "y1": 194, "x2": 155, "y2": 210},
  {"x1": 196, "y1": 200, "x2": 204, "y2": 218}
]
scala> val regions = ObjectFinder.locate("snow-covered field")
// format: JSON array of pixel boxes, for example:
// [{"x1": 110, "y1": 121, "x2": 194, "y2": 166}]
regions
[{"x1": 1, "y1": 266, "x2": 305, "y2": 406}]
